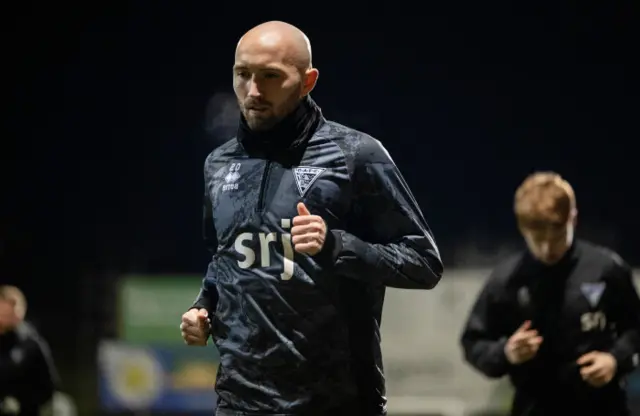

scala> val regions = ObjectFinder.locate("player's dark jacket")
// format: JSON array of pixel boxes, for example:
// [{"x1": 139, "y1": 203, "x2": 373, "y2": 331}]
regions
[
  {"x1": 460, "y1": 239, "x2": 640, "y2": 416},
  {"x1": 191, "y1": 96, "x2": 443, "y2": 415},
  {"x1": 0, "y1": 322, "x2": 59, "y2": 416}
]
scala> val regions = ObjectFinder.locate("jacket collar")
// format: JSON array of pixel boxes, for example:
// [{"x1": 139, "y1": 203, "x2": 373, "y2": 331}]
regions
[{"x1": 236, "y1": 95, "x2": 324, "y2": 163}]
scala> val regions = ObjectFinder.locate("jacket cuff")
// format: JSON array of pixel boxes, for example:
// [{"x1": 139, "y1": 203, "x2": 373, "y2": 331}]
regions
[
  {"x1": 610, "y1": 347, "x2": 638, "y2": 376},
  {"x1": 495, "y1": 338, "x2": 512, "y2": 372},
  {"x1": 191, "y1": 287, "x2": 218, "y2": 313},
  {"x1": 314, "y1": 229, "x2": 343, "y2": 268}
]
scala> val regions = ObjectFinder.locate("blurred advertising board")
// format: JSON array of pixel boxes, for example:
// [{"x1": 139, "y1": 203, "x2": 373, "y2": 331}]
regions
[
  {"x1": 118, "y1": 274, "x2": 202, "y2": 344},
  {"x1": 627, "y1": 372, "x2": 640, "y2": 416},
  {"x1": 98, "y1": 340, "x2": 219, "y2": 413}
]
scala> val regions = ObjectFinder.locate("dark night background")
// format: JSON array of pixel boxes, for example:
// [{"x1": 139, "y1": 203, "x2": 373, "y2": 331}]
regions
[{"x1": 2, "y1": 2, "x2": 636, "y2": 413}]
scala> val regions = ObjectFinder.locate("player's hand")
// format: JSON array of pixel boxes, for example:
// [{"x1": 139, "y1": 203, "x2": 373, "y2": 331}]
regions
[
  {"x1": 504, "y1": 320, "x2": 543, "y2": 365},
  {"x1": 577, "y1": 351, "x2": 617, "y2": 387},
  {"x1": 292, "y1": 202, "x2": 327, "y2": 256},
  {"x1": 180, "y1": 308, "x2": 211, "y2": 346}
]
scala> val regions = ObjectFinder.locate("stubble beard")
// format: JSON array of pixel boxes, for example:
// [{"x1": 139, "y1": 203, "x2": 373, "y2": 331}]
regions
[
  {"x1": 241, "y1": 89, "x2": 303, "y2": 132},
  {"x1": 243, "y1": 110, "x2": 279, "y2": 132}
]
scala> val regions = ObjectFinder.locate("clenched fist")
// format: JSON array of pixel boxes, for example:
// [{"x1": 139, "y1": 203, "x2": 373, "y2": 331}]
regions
[
  {"x1": 577, "y1": 351, "x2": 617, "y2": 388},
  {"x1": 292, "y1": 202, "x2": 327, "y2": 256},
  {"x1": 504, "y1": 320, "x2": 543, "y2": 365},
  {"x1": 180, "y1": 308, "x2": 210, "y2": 346}
]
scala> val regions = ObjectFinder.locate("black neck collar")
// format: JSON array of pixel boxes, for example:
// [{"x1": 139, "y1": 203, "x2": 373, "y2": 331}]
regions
[
  {"x1": 237, "y1": 95, "x2": 324, "y2": 162},
  {"x1": 526, "y1": 239, "x2": 578, "y2": 272}
]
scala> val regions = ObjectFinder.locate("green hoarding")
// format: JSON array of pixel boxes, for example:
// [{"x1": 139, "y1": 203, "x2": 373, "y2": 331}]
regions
[{"x1": 118, "y1": 275, "x2": 202, "y2": 344}]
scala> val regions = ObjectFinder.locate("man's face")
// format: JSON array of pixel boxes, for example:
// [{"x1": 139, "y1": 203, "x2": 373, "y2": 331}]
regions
[
  {"x1": 233, "y1": 44, "x2": 305, "y2": 131},
  {"x1": 0, "y1": 299, "x2": 17, "y2": 334},
  {"x1": 520, "y1": 220, "x2": 574, "y2": 265}
]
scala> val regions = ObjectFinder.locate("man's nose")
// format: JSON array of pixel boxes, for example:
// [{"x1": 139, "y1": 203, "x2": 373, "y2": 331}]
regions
[{"x1": 248, "y1": 77, "x2": 261, "y2": 97}]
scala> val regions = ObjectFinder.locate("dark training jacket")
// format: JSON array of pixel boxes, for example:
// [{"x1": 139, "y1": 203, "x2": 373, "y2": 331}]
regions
[
  {"x1": 192, "y1": 97, "x2": 443, "y2": 415},
  {"x1": 0, "y1": 322, "x2": 59, "y2": 416},
  {"x1": 461, "y1": 239, "x2": 640, "y2": 416}
]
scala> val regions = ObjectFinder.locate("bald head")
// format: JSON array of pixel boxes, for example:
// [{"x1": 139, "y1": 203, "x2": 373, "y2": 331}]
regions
[
  {"x1": 236, "y1": 21, "x2": 312, "y2": 72},
  {"x1": 232, "y1": 21, "x2": 319, "y2": 131}
]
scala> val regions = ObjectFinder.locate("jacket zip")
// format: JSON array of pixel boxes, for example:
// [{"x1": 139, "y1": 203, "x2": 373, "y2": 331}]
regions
[{"x1": 257, "y1": 161, "x2": 272, "y2": 212}]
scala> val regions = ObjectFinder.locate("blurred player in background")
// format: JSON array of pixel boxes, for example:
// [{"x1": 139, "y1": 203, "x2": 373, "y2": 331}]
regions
[
  {"x1": 0, "y1": 286, "x2": 59, "y2": 416},
  {"x1": 460, "y1": 171, "x2": 640, "y2": 416},
  {"x1": 179, "y1": 20, "x2": 443, "y2": 416}
]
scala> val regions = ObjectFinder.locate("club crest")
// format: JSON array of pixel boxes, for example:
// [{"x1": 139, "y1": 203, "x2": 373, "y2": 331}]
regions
[
  {"x1": 293, "y1": 166, "x2": 325, "y2": 197},
  {"x1": 580, "y1": 282, "x2": 606, "y2": 308}
]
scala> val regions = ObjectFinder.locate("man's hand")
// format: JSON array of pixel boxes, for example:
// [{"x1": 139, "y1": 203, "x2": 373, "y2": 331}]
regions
[
  {"x1": 504, "y1": 320, "x2": 544, "y2": 365},
  {"x1": 577, "y1": 351, "x2": 617, "y2": 387},
  {"x1": 292, "y1": 202, "x2": 327, "y2": 256},
  {"x1": 180, "y1": 308, "x2": 210, "y2": 346}
]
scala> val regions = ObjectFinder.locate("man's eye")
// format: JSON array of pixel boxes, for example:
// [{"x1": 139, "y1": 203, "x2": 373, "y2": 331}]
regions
[
  {"x1": 236, "y1": 70, "x2": 250, "y2": 78},
  {"x1": 263, "y1": 72, "x2": 280, "y2": 79}
]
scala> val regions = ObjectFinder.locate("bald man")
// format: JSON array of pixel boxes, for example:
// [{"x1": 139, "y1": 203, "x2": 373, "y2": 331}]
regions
[{"x1": 180, "y1": 21, "x2": 443, "y2": 416}]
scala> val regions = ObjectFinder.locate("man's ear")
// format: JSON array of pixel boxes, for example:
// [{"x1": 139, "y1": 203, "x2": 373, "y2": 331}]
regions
[{"x1": 301, "y1": 68, "x2": 319, "y2": 96}]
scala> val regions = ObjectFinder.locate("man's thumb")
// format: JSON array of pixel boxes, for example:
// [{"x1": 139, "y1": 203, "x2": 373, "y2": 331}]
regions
[
  {"x1": 297, "y1": 202, "x2": 310, "y2": 216},
  {"x1": 518, "y1": 320, "x2": 531, "y2": 332},
  {"x1": 197, "y1": 309, "x2": 208, "y2": 320},
  {"x1": 577, "y1": 351, "x2": 596, "y2": 366}
]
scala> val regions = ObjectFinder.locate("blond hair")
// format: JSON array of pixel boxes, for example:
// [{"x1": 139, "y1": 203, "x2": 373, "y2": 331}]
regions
[
  {"x1": 0, "y1": 285, "x2": 27, "y2": 320},
  {"x1": 514, "y1": 171, "x2": 576, "y2": 226}
]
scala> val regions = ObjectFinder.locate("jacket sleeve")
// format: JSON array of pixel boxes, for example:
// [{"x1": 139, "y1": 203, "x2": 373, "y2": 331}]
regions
[
  {"x1": 191, "y1": 181, "x2": 219, "y2": 312},
  {"x1": 460, "y1": 272, "x2": 511, "y2": 378},
  {"x1": 608, "y1": 260, "x2": 640, "y2": 376},
  {"x1": 316, "y1": 138, "x2": 442, "y2": 289}
]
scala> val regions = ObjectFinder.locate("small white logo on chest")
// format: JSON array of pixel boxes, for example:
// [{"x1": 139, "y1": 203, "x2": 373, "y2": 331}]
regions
[
  {"x1": 517, "y1": 287, "x2": 530, "y2": 307},
  {"x1": 10, "y1": 347, "x2": 23, "y2": 364},
  {"x1": 223, "y1": 162, "x2": 241, "y2": 192},
  {"x1": 293, "y1": 166, "x2": 325, "y2": 197}
]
